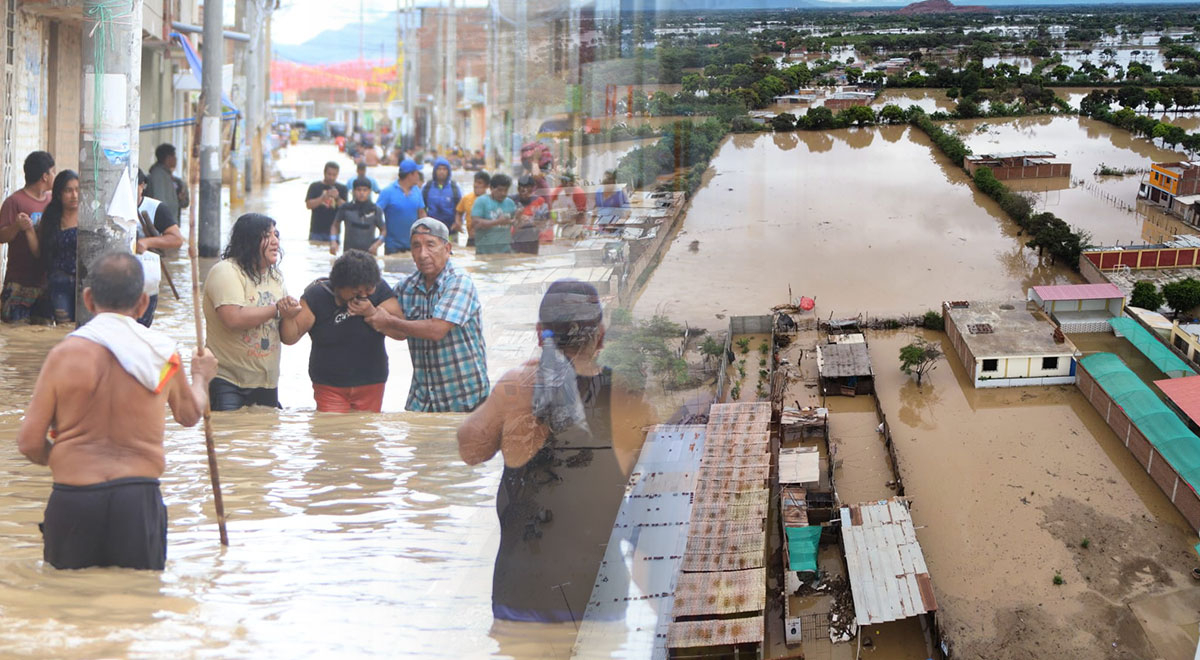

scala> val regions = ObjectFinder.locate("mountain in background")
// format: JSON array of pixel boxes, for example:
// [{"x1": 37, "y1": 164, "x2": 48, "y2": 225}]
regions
[
  {"x1": 273, "y1": 21, "x2": 398, "y2": 65},
  {"x1": 896, "y1": 0, "x2": 990, "y2": 14}
]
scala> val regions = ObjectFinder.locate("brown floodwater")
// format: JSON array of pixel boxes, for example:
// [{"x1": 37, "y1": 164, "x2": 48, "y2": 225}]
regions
[
  {"x1": 868, "y1": 328, "x2": 1197, "y2": 659},
  {"x1": 633, "y1": 126, "x2": 1079, "y2": 327},
  {"x1": 872, "y1": 88, "x2": 958, "y2": 115},
  {"x1": 0, "y1": 143, "x2": 626, "y2": 658},
  {"x1": 951, "y1": 115, "x2": 1185, "y2": 245}
]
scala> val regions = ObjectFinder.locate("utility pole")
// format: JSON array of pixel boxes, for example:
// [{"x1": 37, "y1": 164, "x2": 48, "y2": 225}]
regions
[
  {"x1": 78, "y1": 0, "x2": 143, "y2": 324},
  {"x1": 515, "y1": 0, "x2": 527, "y2": 167},
  {"x1": 445, "y1": 0, "x2": 456, "y2": 152},
  {"x1": 242, "y1": 0, "x2": 268, "y2": 192},
  {"x1": 200, "y1": 0, "x2": 224, "y2": 257}
]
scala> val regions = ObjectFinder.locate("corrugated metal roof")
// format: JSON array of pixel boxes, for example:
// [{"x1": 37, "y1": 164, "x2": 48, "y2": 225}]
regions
[
  {"x1": 817, "y1": 342, "x2": 874, "y2": 378},
  {"x1": 780, "y1": 447, "x2": 821, "y2": 484},
  {"x1": 667, "y1": 616, "x2": 764, "y2": 648},
  {"x1": 967, "y1": 150, "x2": 1057, "y2": 160},
  {"x1": 1154, "y1": 375, "x2": 1200, "y2": 425},
  {"x1": 573, "y1": 425, "x2": 707, "y2": 660},
  {"x1": 672, "y1": 569, "x2": 766, "y2": 617},
  {"x1": 841, "y1": 498, "x2": 938, "y2": 626},
  {"x1": 1030, "y1": 283, "x2": 1124, "y2": 302}
]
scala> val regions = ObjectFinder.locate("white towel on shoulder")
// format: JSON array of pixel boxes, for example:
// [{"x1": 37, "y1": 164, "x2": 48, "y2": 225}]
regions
[{"x1": 70, "y1": 312, "x2": 181, "y2": 393}]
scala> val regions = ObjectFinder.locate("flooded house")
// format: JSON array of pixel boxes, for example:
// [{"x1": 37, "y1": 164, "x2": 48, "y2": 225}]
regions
[
  {"x1": 962, "y1": 151, "x2": 1071, "y2": 180},
  {"x1": 1027, "y1": 283, "x2": 1125, "y2": 333},
  {"x1": 823, "y1": 92, "x2": 874, "y2": 111},
  {"x1": 943, "y1": 300, "x2": 1080, "y2": 388},
  {"x1": 1138, "y1": 161, "x2": 1200, "y2": 222}
]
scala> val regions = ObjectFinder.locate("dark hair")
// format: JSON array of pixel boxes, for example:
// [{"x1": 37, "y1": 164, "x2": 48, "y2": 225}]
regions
[
  {"x1": 356, "y1": 162, "x2": 368, "y2": 171},
  {"x1": 352, "y1": 177, "x2": 373, "y2": 190},
  {"x1": 517, "y1": 175, "x2": 536, "y2": 189},
  {"x1": 23, "y1": 151, "x2": 54, "y2": 186},
  {"x1": 37, "y1": 170, "x2": 79, "y2": 270},
  {"x1": 137, "y1": 168, "x2": 149, "y2": 186},
  {"x1": 155, "y1": 143, "x2": 176, "y2": 163},
  {"x1": 539, "y1": 280, "x2": 603, "y2": 351},
  {"x1": 329, "y1": 249, "x2": 381, "y2": 290},
  {"x1": 87, "y1": 251, "x2": 144, "y2": 311},
  {"x1": 490, "y1": 173, "x2": 512, "y2": 190},
  {"x1": 473, "y1": 171, "x2": 491, "y2": 185},
  {"x1": 324, "y1": 161, "x2": 340, "y2": 173},
  {"x1": 222, "y1": 213, "x2": 280, "y2": 283}
]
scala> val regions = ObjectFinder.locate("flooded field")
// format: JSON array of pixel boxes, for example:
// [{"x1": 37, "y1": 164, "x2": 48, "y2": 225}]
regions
[
  {"x1": 872, "y1": 88, "x2": 957, "y2": 115},
  {"x1": 0, "y1": 144, "x2": 595, "y2": 658},
  {"x1": 869, "y1": 328, "x2": 1198, "y2": 660},
  {"x1": 633, "y1": 126, "x2": 1078, "y2": 327},
  {"x1": 950, "y1": 115, "x2": 1184, "y2": 244}
]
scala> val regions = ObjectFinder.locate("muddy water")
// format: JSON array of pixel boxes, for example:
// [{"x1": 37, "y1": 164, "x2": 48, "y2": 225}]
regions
[
  {"x1": 951, "y1": 115, "x2": 1183, "y2": 244},
  {"x1": 868, "y1": 328, "x2": 1197, "y2": 659},
  {"x1": 872, "y1": 88, "x2": 957, "y2": 115},
  {"x1": 0, "y1": 143, "x2": 613, "y2": 658},
  {"x1": 634, "y1": 127, "x2": 1078, "y2": 328},
  {"x1": 827, "y1": 396, "x2": 894, "y2": 506}
]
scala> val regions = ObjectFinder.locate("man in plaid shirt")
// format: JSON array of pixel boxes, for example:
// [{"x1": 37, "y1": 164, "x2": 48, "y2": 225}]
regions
[{"x1": 359, "y1": 218, "x2": 489, "y2": 411}]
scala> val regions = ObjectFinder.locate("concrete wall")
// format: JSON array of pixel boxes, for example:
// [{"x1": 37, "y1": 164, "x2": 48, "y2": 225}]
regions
[
  {"x1": 10, "y1": 9, "x2": 46, "y2": 186},
  {"x1": 47, "y1": 20, "x2": 80, "y2": 172},
  {"x1": 1077, "y1": 362, "x2": 1200, "y2": 532},
  {"x1": 977, "y1": 355, "x2": 1074, "y2": 384},
  {"x1": 139, "y1": 46, "x2": 177, "y2": 170}
]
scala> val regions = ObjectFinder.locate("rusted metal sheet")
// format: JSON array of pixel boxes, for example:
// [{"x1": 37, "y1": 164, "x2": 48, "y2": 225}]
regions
[
  {"x1": 694, "y1": 477, "x2": 767, "y2": 495},
  {"x1": 667, "y1": 615, "x2": 764, "y2": 648},
  {"x1": 672, "y1": 568, "x2": 766, "y2": 616},
  {"x1": 687, "y1": 519, "x2": 763, "y2": 538},
  {"x1": 689, "y1": 502, "x2": 768, "y2": 522},
  {"x1": 682, "y1": 547, "x2": 765, "y2": 572},
  {"x1": 692, "y1": 488, "x2": 768, "y2": 508},
  {"x1": 698, "y1": 465, "x2": 770, "y2": 483}
]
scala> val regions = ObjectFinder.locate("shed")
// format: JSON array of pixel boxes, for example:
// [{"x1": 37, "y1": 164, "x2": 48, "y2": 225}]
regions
[
  {"x1": 840, "y1": 498, "x2": 937, "y2": 626},
  {"x1": 1028, "y1": 283, "x2": 1125, "y2": 333},
  {"x1": 816, "y1": 342, "x2": 874, "y2": 396},
  {"x1": 1154, "y1": 375, "x2": 1200, "y2": 434}
]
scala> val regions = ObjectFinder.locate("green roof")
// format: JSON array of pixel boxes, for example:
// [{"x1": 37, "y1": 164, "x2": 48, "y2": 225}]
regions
[
  {"x1": 785, "y1": 526, "x2": 822, "y2": 573},
  {"x1": 1109, "y1": 318, "x2": 1196, "y2": 378},
  {"x1": 1080, "y1": 352, "x2": 1200, "y2": 492}
]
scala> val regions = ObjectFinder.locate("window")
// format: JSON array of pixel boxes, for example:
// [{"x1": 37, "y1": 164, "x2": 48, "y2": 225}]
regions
[
  {"x1": 1041, "y1": 356, "x2": 1058, "y2": 371},
  {"x1": 982, "y1": 359, "x2": 999, "y2": 373},
  {"x1": 1176, "y1": 334, "x2": 1189, "y2": 351}
]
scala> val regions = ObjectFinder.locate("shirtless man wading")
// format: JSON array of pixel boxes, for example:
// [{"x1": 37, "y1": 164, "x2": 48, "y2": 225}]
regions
[{"x1": 17, "y1": 252, "x2": 217, "y2": 570}]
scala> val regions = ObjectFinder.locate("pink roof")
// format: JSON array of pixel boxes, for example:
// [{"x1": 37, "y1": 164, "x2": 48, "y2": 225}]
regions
[
  {"x1": 1155, "y1": 376, "x2": 1200, "y2": 423},
  {"x1": 1031, "y1": 283, "x2": 1124, "y2": 302}
]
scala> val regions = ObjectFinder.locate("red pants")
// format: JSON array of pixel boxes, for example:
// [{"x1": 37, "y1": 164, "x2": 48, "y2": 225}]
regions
[{"x1": 313, "y1": 383, "x2": 386, "y2": 413}]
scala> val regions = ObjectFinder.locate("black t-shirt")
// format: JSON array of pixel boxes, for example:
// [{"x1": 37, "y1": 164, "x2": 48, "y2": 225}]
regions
[
  {"x1": 137, "y1": 199, "x2": 178, "y2": 239},
  {"x1": 306, "y1": 182, "x2": 349, "y2": 236},
  {"x1": 302, "y1": 278, "x2": 394, "y2": 387}
]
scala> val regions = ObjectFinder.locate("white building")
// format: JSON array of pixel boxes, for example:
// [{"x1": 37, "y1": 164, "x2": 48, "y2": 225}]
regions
[{"x1": 943, "y1": 300, "x2": 1081, "y2": 388}]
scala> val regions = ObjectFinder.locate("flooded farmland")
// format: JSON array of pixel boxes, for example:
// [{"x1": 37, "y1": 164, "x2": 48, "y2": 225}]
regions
[
  {"x1": 633, "y1": 125, "x2": 1078, "y2": 327},
  {"x1": 950, "y1": 115, "x2": 1186, "y2": 244}
]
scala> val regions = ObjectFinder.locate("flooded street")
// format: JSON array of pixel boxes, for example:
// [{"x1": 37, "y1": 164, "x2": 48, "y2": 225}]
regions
[
  {"x1": 0, "y1": 144, "x2": 585, "y2": 658},
  {"x1": 634, "y1": 126, "x2": 1078, "y2": 327}
]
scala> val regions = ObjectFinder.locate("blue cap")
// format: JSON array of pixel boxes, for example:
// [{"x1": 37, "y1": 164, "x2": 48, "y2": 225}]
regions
[{"x1": 399, "y1": 159, "x2": 420, "y2": 175}]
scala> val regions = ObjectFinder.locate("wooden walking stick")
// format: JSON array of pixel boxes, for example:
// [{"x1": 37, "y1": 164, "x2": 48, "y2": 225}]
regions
[{"x1": 187, "y1": 106, "x2": 229, "y2": 547}]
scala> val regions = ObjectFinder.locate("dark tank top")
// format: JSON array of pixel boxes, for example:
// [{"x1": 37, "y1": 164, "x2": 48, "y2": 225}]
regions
[{"x1": 491, "y1": 367, "x2": 626, "y2": 623}]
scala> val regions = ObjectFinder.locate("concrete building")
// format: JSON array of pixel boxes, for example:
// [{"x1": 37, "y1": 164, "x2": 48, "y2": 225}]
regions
[
  {"x1": 1138, "y1": 161, "x2": 1200, "y2": 220},
  {"x1": 1, "y1": 0, "x2": 201, "y2": 196},
  {"x1": 1028, "y1": 283, "x2": 1125, "y2": 333},
  {"x1": 963, "y1": 151, "x2": 1071, "y2": 180},
  {"x1": 943, "y1": 300, "x2": 1080, "y2": 388}
]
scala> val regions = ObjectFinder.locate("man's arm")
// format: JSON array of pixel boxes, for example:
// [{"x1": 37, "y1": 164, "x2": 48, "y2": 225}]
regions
[
  {"x1": 16, "y1": 352, "x2": 59, "y2": 465},
  {"x1": 138, "y1": 225, "x2": 183, "y2": 253},
  {"x1": 304, "y1": 185, "x2": 326, "y2": 210},
  {"x1": 166, "y1": 347, "x2": 218, "y2": 427}
]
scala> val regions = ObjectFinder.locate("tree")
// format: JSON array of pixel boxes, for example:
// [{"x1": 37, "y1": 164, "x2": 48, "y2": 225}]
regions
[
  {"x1": 1130, "y1": 280, "x2": 1166, "y2": 310},
  {"x1": 770, "y1": 112, "x2": 797, "y2": 132},
  {"x1": 845, "y1": 67, "x2": 862, "y2": 84},
  {"x1": 899, "y1": 338, "x2": 943, "y2": 386},
  {"x1": 879, "y1": 104, "x2": 907, "y2": 124},
  {"x1": 1162, "y1": 278, "x2": 1200, "y2": 317}
]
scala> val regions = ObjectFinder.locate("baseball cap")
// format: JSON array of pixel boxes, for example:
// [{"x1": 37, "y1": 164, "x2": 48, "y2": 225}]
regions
[
  {"x1": 399, "y1": 159, "x2": 420, "y2": 175},
  {"x1": 410, "y1": 217, "x2": 450, "y2": 243}
]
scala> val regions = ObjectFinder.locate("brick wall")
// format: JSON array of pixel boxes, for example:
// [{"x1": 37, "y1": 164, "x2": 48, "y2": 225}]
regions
[{"x1": 1076, "y1": 362, "x2": 1200, "y2": 531}]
